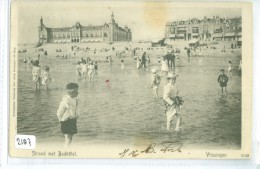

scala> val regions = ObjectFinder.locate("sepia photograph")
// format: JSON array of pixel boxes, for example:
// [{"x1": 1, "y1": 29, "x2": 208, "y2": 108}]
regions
[{"x1": 9, "y1": 1, "x2": 252, "y2": 158}]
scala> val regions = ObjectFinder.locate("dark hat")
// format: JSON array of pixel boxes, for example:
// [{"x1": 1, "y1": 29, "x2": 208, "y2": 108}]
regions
[
  {"x1": 66, "y1": 83, "x2": 79, "y2": 90},
  {"x1": 220, "y1": 69, "x2": 225, "y2": 72},
  {"x1": 33, "y1": 60, "x2": 39, "y2": 66}
]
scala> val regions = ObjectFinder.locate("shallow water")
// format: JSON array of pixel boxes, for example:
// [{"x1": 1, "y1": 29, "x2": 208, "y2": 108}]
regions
[{"x1": 17, "y1": 50, "x2": 241, "y2": 149}]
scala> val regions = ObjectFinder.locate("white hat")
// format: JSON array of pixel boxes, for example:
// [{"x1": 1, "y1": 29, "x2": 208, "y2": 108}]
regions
[
  {"x1": 167, "y1": 72, "x2": 178, "y2": 79},
  {"x1": 151, "y1": 68, "x2": 157, "y2": 73}
]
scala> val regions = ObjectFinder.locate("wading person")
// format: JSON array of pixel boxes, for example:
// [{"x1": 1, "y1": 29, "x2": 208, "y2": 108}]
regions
[
  {"x1": 151, "y1": 68, "x2": 161, "y2": 99},
  {"x1": 94, "y1": 61, "x2": 98, "y2": 75},
  {"x1": 76, "y1": 62, "x2": 82, "y2": 79},
  {"x1": 81, "y1": 61, "x2": 87, "y2": 79},
  {"x1": 141, "y1": 52, "x2": 147, "y2": 69},
  {"x1": 187, "y1": 47, "x2": 191, "y2": 58},
  {"x1": 160, "y1": 56, "x2": 169, "y2": 76},
  {"x1": 32, "y1": 60, "x2": 41, "y2": 91},
  {"x1": 41, "y1": 66, "x2": 51, "y2": 90},
  {"x1": 87, "y1": 61, "x2": 95, "y2": 82},
  {"x1": 57, "y1": 83, "x2": 79, "y2": 147},
  {"x1": 121, "y1": 59, "x2": 125, "y2": 73},
  {"x1": 227, "y1": 61, "x2": 233, "y2": 75},
  {"x1": 163, "y1": 73, "x2": 184, "y2": 131},
  {"x1": 136, "y1": 58, "x2": 141, "y2": 70},
  {"x1": 146, "y1": 55, "x2": 151, "y2": 68},
  {"x1": 238, "y1": 60, "x2": 242, "y2": 76},
  {"x1": 217, "y1": 69, "x2": 229, "y2": 95}
]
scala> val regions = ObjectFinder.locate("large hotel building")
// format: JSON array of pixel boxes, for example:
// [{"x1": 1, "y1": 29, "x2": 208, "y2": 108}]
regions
[
  {"x1": 38, "y1": 13, "x2": 132, "y2": 44},
  {"x1": 165, "y1": 16, "x2": 242, "y2": 42}
]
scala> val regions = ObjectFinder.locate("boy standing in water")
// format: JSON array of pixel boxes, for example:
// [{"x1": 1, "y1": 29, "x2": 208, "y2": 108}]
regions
[
  {"x1": 217, "y1": 69, "x2": 229, "y2": 95},
  {"x1": 163, "y1": 73, "x2": 183, "y2": 131},
  {"x1": 57, "y1": 83, "x2": 79, "y2": 147}
]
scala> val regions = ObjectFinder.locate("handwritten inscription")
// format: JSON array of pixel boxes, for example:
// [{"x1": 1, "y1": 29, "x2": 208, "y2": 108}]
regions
[
  {"x1": 16, "y1": 138, "x2": 31, "y2": 146},
  {"x1": 119, "y1": 141, "x2": 183, "y2": 158},
  {"x1": 15, "y1": 135, "x2": 36, "y2": 149}
]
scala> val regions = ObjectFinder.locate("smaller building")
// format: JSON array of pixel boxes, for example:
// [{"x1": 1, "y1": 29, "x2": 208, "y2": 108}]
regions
[{"x1": 165, "y1": 16, "x2": 242, "y2": 43}]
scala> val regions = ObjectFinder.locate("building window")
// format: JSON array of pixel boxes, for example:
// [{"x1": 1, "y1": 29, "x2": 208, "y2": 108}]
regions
[
  {"x1": 192, "y1": 27, "x2": 199, "y2": 33},
  {"x1": 177, "y1": 27, "x2": 186, "y2": 33},
  {"x1": 203, "y1": 26, "x2": 208, "y2": 33},
  {"x1": 170, "y1": 28, "x2": 175, "y2": 34}
]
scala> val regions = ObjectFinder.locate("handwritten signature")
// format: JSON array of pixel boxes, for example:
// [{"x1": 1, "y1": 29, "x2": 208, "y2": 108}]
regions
[{"x1": 119, "y1": 141, "x2": 183, "y2": 158}]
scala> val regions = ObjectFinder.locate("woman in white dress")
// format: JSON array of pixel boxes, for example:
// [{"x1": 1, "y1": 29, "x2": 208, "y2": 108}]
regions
[{"x1": 161, "y1": 56, "x2": 169, "y2": 76}]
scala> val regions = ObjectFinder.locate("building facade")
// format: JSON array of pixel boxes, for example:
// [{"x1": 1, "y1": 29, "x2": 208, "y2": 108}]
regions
[
  {"x1": 38, "y1": 13, "x2": 132, "y2": 44},
  {"x1": 165, "y1": 16, "x2": 242, "y2": 42}
]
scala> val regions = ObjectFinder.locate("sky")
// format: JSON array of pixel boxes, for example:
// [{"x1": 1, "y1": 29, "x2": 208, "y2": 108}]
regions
[{"x1": 13, "y1": 1, "x2": 242, "y2": 44}]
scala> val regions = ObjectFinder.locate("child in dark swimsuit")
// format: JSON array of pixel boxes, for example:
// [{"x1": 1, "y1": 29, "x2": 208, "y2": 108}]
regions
[{"x1": 217, "y1": 69, "x2": 229, "y2": 95}]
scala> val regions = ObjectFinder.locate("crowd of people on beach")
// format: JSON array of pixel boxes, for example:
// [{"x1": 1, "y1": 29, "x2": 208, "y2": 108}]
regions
[{"x1": 21, "y1": 42, "x2": 242, "y2": 146}]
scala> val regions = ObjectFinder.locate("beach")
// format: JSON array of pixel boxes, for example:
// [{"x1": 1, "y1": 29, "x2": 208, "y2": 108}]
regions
[{"x1": 17, "y1": 41, "x2": 242, "y2": 149}]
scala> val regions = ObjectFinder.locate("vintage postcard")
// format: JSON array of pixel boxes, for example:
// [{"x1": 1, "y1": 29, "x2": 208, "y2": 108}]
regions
[{"x1": 9, "y1": 1, "x2": 252, "y2": 159}]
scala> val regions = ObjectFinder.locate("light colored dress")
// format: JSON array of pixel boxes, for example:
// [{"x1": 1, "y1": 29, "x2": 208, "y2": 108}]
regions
[
  {"x1": 163, "y1": 83, "x2": 179, "y2": 121},
  {"x1": 88, "y1": 65, "x2": 95, "y2": 77},
  {"x1": 136, "y1": 59, "x2": 141, "y2": 69},
  {"x1": 161, "y1": 60, "x2": 169, "y2": 72},
  {"x1": 81, "y1": 63, "x2": 87, "y2": 75},
  {"x1": 76, "y1": 64, "x2": 82, "y2": 76},
  {"x1": 238, "y1": 61, "x2": 242, "y2": 70},
  {"x1": 41, "y1": 70, "x2": 51, "y2": 85},
  {"x1": 151, "y1": 74, "x2": 161, "y2": 89},
  {"x1": 228, "y1": 63, "x2": 232, "y2": 72},
  {"x1": 32, "y1": 66, "x2": 41, "y2": 82},
  {"x1": 121, "y1": 63, "x2": 125, "y2": 71}
]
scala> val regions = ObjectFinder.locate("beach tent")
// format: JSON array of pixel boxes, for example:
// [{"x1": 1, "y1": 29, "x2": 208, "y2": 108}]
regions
[{"x1": 188, "y1": 39, "x2": 200, "y2": 47}]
